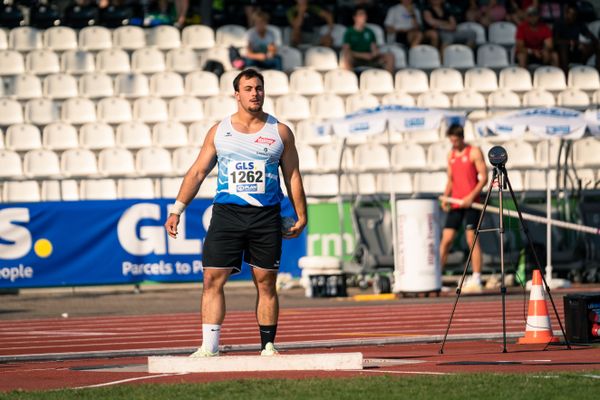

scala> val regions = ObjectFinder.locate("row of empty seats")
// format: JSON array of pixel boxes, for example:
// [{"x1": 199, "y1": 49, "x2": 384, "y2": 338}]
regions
[
  {"x1": 3, "y1": 166, "x2": 599, "y2": 203},
  {"x1": 2, "y1": 138, "x2": 599, "y2": 181}
]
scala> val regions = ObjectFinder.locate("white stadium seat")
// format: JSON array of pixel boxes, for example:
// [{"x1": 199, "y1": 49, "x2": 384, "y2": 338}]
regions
[
  {"x1": 44, "y1": 26, "x2": 77, "y2": 51},
  {"x1": 488, "y1": 21, "x2": 516, "y2": 46},
  {"x1": 317, "y1": 143, "x2": 354, "y2": 172},
  {"x1": 345, "y1": 92, "x2": 379, "y2": 113},
  {"x1": 95, "y1": 49, "x2": 130, "y2": 75},
  {"x1": 79, "y1": 122, "x2": 115, "y2": 150},
  {"x1": 80, "y1": 179, "x2": 117, "y2": 200},
  {"x1": 452, "y1": 90, "x2": 487, "y2": 110},
  {"x1": 366, "y1": 23, "x2": 385, "y2": 46},
  {"x1": 359, "y1": 68, "x2": 394, "y2": 95},
  {"x1": 443, "y1": 44, "x2": 475, "y2": 69},
  {"x1": 25, "y1": 49, "x2": 59, "y2": 75},
  {"x1": 185, "y1": 70, "x2": 220, "y2": 97},
  {"x1": 0, "y1": 99, "x2": 24, "y2": 125},
  {"x1": 304, "y1": 46, "x2": 338, "y2": 71},
  {"x1": 353, "y1": 143, "x2": 390, "y2": 172},
  {"x1": 136, "y1": 147, "x2": 173, "y2": 176},
  {"x1": 417, "y1": 91, "x2": 450, "y2": 108},
  {"x1": 557, "y1": 89, "x2": 590, "y2": 108},
  {"x1": 147, "y1": 25, "x2": 181, "y2": 50},
  {"x1": 523, "y1": 170, "x2": 557, "y2": 191},
  {"x1": 78, "y1": 26, "x2": 112, "y2": 51},
  {"x1": 43, "y1": 73, "x2": 78, "y2": 99},
  {"x1": 277, "y1": 45, "x2": 303, "y2": 72},
  {"x1": 97, "y1": 97, "x2": 132, "y2": 124},
  {"x1": 61, "y1": 50, "x2": 95, "y2": 75},
  {"x1": 200, "y1": 45, "x2": 233, "y2": 71},
  {"x1": 295, "y1": 119, "x2": 332, "y2": 145},
  {"x1": 0, "y1": 50, "x2": 25, "y2": 75},
  {"x1": 61, "y1": 97, "x2": 96, "y2": 125},
  {"x1": 204, "y1": 95, "x2": 237, "y2": 121},
  {"x1": 61, "y1": 148, "x2": 98, "y2": 177},
  {"x1": 289, "y1": 68, "x2": 324, "y2": 96},
  {"x1": 499, "y1": 67, "x2": 533, "y2": 92},
  {"x1": 568, "y1": 66, "x2": 600, "y2": 92},
  {"x1": 382, "y1": 92, "x2": 415, "y2": 106},
  {"x1": 172, "y1": 146, "x2": 200, "y2": 175},
  {"x1": 42, "y1": 122, "x2": 79, "y2": 151},
  {"x1": 477, "y1": 44, "x2": 509, "y2": 68},
  {"x1": 198, "y1": 176, "x2": 218, "y2": 197},
  {"x1": 150, "y1": 71, "x2": 185, "y2": 98},
  {"x1": 0, "y1": 29, "x2": 7, "y2": 50},
  {"x1": 116, "y1": 121, "x2": 152, "y2": 149},
  {"x1": 24, "y1": 98, "x2": 60, "y2": 125},
  {"x1": 132, "y1": 48, "x2": 165, "y2": 74},
  {"x1": 40, "y1": 180, "x2": 62, "y2": 201},
  {"x1": 98, "y1": 148, "x2": 136, "y2": 176},
  {"x1": 9, "y1": 27, "x2": 42, "y2": 52},
  {"x1": 457, "y1": 22, "x2": 486, "y2": 45},
  {"x1": 117, "y1": 178, "x2": 156, "y2": 199},
  {"x1": 182, "y1": 25, "x2": 215, "y2": 50},
  {"x1": 535, "y1": 139, "x2": 562, "y2": 165},
  {"x1": 153, "y1": 121, "x2": 188, "y2": 148},
  {"x1": 376, "y1": 172, "x2": 413, "y2": 194},
  {"x1": 169, "y1": 96, "x2": 204, "y2": 123},
  {"x1": 391, "y1": 142, "x2": 427, "y2": 170},
  {"x1": 295, "y1": 143, "x2": 318, "y2": 172},
  {"x1": 262, "y1": 69, "x2": 289, "y2": 97},
  {"x1": 429, "y1": 68, "x2": 463, "y2": 94},
  {"x1": 464, "y1": 67, "x2": 498, "y2": 93},
  {"x1": 23, "y1": 149, "x2": 61, "y2": 178},
  {"x1": 303, "y1": 174, "x2": 339, "y2": 196},
  {"x1": 487, "y1": 89, "x2": 521, "y2": 109},
  {"x1": 3, "y1": 181, "x2": 41, "y2": 202},
  {"x1": 408, "y1": 45, "x2": 441, "y2": 69},
  {"x1": 79, "y1": 72, "x2": 114, "y2": 98},
  {"x1": 522, "y1": 89, "x2": 555, "y2": 107},
  {"x1": 215, "y1": 24, "x2": 247, "y2": 48},
  {"x1": 113, "y1": 26, "x2": 146, "y2": 50},
  {"x1": 218, "y1": 70, "x2": 239, "y2": 94},
  {"x1": 160, "y1": 177, "x2": 183, "y2": 198},
  {"x1": 356, "y1": 173, "x2": 377, "y2": 195},
  {"x1": 166, "y1": 48, "x2": 199, "y2": 74},
  {"x1": 275, "y1": 94, "x2": 311, "y2": 121},
  {"x1": 502, "y1": 141, "x2": 535, "y2": 168},
  {"x1": 395, "y1": 68, "x2": 428, "y2": 94},
  {"x1": 414, "y1": 171, "x2": 446, "y2": 193},
  {"x1": 114, "y1": 73, "x2": 149, "y2": 98},
  {"x1": 426, "y1": 141, "x2": 452, "y2": 170},
  {"x1": 188, "y1": 120, "x2": 215, "y2": 146},
  {"x1": 13, "y1": 74, "x2": 43, "y2": 100},
  {"x1": 318, "y1": 23, "x2": 346, "y2": 48},
  {"x1": 5, "y1": 124, "x2": 41, "y2": 151},
  {"x1": 573, "y1": 137, "x2": 600, "y2": 167},
  {"x1": 310, "y1": 94, "x2": 345, "y2": 119},
  {"x1": 0, "y1": 149, "x2": 23, "y2": 178},
  {"x1": 533, "y1": 66, "x2": 566, "y2": 92},
  {"x1": 380, "y1": 44, "x2": 407, "y2": 69},
  {"x1": 324, "y1": 69, "x2": 359, "y2": 95}
]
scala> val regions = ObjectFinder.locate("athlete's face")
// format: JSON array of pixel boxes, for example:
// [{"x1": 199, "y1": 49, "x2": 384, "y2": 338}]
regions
[
  {"x1": 448, "y1": 134, "x2": 465, "y2": 151},
  {"x1": 235, "y1": 76, "x2": 265, "y2": 113}
]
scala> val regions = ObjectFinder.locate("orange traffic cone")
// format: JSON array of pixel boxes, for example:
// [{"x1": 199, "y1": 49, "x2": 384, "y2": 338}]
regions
[{"x1": 518, "y1": 269, "x2": 560, "y2": 344}]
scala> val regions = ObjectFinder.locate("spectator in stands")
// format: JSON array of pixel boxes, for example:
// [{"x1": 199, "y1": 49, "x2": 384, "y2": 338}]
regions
[
  {"x1": 287, "y1": 0, "x2": 334, "y2": 47},
  {"x1": 423, "y1": 0, "x2": 476, "y2": 51},
  {"x1": 554, "y1": 2, "x2": 600, "y2": 73},
  {"x1": 341, "y1": 7, "x2": 395, "y2": 73},
  {"x1": 384, "y1": 0, "x2": 423, "y2": 48},
  {"x1": 244, "y1": 10, "x2": 283, "y2": 71},
  {"x1": 515, "y1": 6, "x2": 557, "y2": 68},
  {"x1": 466, "y1": 0, "x2": 508, "y2": 27},
  {"x1": 440, "y1": 124, "x2": 487, "y2": 294},
  {"x1": 507, "y1": 0, "x2": 537, "y2": 24}
]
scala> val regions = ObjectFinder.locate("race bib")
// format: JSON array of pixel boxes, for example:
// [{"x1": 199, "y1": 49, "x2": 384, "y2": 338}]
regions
[{"x1": 227, "y1": 160, "x2": 266, "y2": 194}]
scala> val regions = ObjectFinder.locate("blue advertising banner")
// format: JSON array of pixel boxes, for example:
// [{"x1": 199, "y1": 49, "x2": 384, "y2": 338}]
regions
[{"x1": 0, "y1": 199, "x2": 306, "y2": 288}]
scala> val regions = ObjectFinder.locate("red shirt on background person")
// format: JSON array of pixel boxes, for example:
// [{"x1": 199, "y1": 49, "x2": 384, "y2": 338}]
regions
[{"x1": 515, "y1": 7, "x2": 556, "y2": 67}]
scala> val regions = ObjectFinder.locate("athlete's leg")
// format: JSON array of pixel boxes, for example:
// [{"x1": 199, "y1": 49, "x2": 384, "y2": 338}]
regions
[
  {"x1": 201, "y1": 268, "x2": 231, "y2": 325},
  {"x1": 465, "y1": 228, "x2": 482, "y2": 275},
  {"x1": 252, "y1": 267, "x2": 279, "y2": 325},
  {"x1": 440, "y1": 228, "x2": 457, "y2": 269}
]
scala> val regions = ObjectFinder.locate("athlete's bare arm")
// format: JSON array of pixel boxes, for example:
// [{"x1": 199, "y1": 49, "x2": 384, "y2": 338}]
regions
[
  {"x1": 278, "y1": 122, "x2": 307, "y2": 239},
  {"x1": 442, "y1": 152, "x2": 453, "y2": 211},
  {"x1": 462, "y1": 146, "x2": 488, "y2": 208},
  {"x1": 164, "y1": 125, "x2": 218, "y2": 238}
]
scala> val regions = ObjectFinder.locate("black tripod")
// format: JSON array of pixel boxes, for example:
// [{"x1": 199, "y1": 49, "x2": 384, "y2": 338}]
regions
[{"x1": 439, "y1": 146, "x2": 571, "y2": 354}]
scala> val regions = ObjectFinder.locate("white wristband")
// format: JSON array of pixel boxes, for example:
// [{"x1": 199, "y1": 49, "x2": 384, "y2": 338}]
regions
[{"x1": 170, "y1": 200, "x2": 187, "y2": 216}]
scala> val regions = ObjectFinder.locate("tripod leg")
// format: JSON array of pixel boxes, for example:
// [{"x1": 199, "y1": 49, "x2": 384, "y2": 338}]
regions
[
  {"x1": 501, "y1": 167, "x2": 571, "y2": 350},
  {"x1": 439, "y1": 168, "x2": 498, "y2": 354},
  {"x1": 498, "y1": 169, "x2": 507, "y2": 353}
]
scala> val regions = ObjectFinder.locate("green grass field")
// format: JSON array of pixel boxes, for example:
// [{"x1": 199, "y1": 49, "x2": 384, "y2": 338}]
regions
[{"x1": 2, "y1": 373, "x2": 600, "y2": 400}]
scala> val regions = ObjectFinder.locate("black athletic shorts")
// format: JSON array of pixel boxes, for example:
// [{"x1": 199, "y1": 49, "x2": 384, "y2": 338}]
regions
[
  {"x1": 202, "y1": 203, "x2": 282, "y2": 274},
  {"x1": 444, "y1": 208, "x2": 481, "y2": 231}
]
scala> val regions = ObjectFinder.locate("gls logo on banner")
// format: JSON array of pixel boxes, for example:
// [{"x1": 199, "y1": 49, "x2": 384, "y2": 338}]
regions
[
  {"x1": 117, "y1": 203, "x2": 206, "y2": 256},
  {"x1": 0, "y1": 208, "x2": 53, "y2": 260}
]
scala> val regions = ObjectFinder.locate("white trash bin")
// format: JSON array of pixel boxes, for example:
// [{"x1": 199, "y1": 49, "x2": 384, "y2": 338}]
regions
[{"x1": 393, "y1": 199, "x2": 442, "y2": 293}]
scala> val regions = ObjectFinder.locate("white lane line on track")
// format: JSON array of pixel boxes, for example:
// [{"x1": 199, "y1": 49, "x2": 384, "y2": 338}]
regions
[
  {"x1": 359, "y1": 369, "x2": 450, "y2": 376},
  {"x1": 70, "y1": 373, "x2": 189, "y2": 389}
]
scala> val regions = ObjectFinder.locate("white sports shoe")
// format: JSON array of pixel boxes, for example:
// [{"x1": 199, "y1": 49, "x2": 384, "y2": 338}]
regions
[
  {"x1": 189, "y1": 345, "x2": 219, "y2": 357},
  {"x1": 462, "y1": 277, "x2": 483, "y2": 294},
  {"x1": 260, "y1": 342, "x2": 279, "y2": 356}
]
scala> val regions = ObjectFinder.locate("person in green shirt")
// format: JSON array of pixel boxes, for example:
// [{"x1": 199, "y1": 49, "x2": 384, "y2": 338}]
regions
[{"x1": 341, "y1": 7, "x2": 394, "y2": 73}]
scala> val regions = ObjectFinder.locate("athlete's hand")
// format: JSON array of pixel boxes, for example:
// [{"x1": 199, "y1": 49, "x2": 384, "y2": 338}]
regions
[
  {"x1": 441, "y1": 200, "x2": 450, "y2": 212},
  {"x1": 461, "y1": 196, "x2": 473, "y2": 209},
  {"x1": 165, "y1": 214, "x2": 180, "y2": 238},
  {"x1": 283, "y1": 218, "x2": 306, "y2": 239}
]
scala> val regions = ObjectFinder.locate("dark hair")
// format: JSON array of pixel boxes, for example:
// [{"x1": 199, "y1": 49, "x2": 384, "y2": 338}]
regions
[
  {"x1": 446, "y1": 123, "x2": 464, "y2": 138},
  {"x1": 353, "y1": 6, "x2": 368, "y2": 16},
  {"x1": 233, "y1": 69, "x2": 264, "y2": 92}
]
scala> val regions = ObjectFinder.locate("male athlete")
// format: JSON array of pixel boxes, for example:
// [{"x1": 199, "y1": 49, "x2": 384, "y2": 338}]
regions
[
  {"x1": 164, "y1": 69, "x2": 307, "y2": 356},
  {"x1": 439, "y1": 124, "x2": 487, "y2": 293}
]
